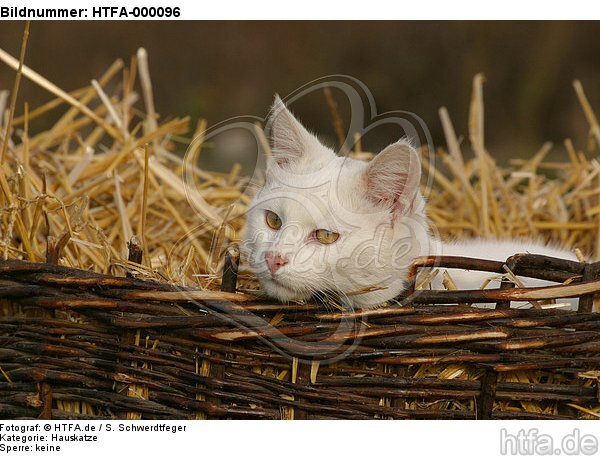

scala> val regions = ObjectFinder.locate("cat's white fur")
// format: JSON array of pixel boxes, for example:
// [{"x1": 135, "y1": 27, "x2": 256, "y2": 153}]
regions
[
  {"x1": 242, "y1": 96, "x2": 579, "y2": 309},
  {"x1": 428, "y1": 238, "x2": 578, "y2": 309}
]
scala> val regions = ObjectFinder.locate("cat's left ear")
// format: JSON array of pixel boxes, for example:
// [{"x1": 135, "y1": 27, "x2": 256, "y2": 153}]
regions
[
  {"x1": 363, "y1": 140, "x2": 421, "y2": 216},
  {"x1": 268, "y1": 95, "x2": 331, "y2": 167}
]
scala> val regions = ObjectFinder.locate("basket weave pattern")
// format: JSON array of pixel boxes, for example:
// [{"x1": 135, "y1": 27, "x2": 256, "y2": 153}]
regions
[{"x1": 1, "y1": 253, "x2": 599, "y2": 420}]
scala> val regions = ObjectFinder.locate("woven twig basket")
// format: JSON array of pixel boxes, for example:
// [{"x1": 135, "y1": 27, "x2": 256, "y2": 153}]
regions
[{"x1": 0, "y1": 252, "x2": 599, "y2": 420}]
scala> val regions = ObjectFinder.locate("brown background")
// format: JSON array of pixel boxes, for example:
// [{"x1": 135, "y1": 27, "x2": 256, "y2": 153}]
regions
[{"x1": 0, "y1": 21, "x2": 599, "y2": 159}]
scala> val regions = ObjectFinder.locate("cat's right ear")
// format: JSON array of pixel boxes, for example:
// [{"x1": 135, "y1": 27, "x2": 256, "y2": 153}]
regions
[
  {"x1": 267, "y1": 95, "x2": 324, "y2": 167},
  {"x1": 363, "y1": 139, "x2": 422, "y2": 216}
]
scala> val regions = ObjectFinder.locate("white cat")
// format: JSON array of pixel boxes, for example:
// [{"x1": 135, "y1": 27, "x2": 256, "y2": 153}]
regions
[{"x1": 242, "y1": 96, "x2": 578, "y2": 309}]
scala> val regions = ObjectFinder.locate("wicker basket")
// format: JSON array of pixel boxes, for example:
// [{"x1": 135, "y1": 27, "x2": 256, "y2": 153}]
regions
[{"x1": 1, "y1": 252, "x2": 599, "y2": 420}]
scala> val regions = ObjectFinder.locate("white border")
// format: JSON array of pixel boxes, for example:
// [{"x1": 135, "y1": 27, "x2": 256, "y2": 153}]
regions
[
  {"x1": 0, "y1": 0, "x2": 599, "y2": 20},
  {"x1": 0, "y1": 420, "x2": 599, "y2": 456}
]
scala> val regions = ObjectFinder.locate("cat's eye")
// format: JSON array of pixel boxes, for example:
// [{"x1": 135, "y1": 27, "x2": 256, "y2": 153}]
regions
[
  {"x1": 314, "y1": 229, "x2": 340, "y2": 245},
  {"x1": 265, "y1": 210, "x2": 282, "y2": 230}
]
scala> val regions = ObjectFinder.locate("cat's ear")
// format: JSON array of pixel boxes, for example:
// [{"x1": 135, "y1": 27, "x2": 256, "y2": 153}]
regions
[
  {"x1": 363, "y1": 140, "x2": 421, "y2": 215},
  {"x1": 268, "y1": 94, "x2": 327, "y2": 167}
]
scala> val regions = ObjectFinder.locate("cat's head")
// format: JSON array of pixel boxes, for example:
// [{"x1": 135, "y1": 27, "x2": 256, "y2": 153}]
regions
[{"x1": 242, "y1": 96, "x2": 430, "y2": 308}]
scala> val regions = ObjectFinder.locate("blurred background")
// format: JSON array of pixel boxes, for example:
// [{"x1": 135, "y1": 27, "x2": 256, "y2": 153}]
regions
[{"x1": 0, "y1": 21, "x2": 599, "y2": 161}]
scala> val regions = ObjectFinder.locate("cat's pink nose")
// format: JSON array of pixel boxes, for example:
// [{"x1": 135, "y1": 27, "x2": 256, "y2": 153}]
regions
[{"x1": 265, "y1": 252, "x2": 288, "y2": 273}]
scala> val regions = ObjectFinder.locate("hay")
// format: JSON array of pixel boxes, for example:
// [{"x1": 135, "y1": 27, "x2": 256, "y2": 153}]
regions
[
  {"x1": 425, "y1": 75, "x2": 600, "y2": 260},
  {"x1": 0, "y1": 40, "x2": 599, "y2": 420},
  {"x1": 1, "y1": 44, "x2": 600, "y2": 289},
  {"x1": 0, "y1": 45, "x2": 246, "y2": 289}
]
